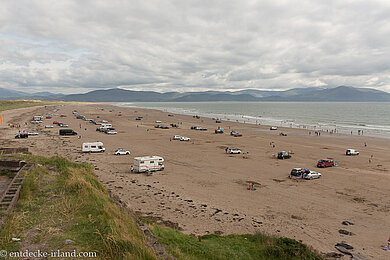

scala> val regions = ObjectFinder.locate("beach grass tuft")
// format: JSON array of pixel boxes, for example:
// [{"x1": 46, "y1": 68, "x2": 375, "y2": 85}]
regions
[{"x1": 149, "y1": 224, "x2": 322, "y2": 260}]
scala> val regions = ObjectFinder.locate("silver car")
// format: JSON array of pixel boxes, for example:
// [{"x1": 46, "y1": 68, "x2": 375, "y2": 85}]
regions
[{"x1": 304, "y1": 171, "x2": 322, "y2": 180}]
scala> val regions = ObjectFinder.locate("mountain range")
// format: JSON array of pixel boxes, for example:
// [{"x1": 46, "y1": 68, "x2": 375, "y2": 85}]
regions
[{"x1": 1, "y1": 86, "x2": 390, "y2": 102}]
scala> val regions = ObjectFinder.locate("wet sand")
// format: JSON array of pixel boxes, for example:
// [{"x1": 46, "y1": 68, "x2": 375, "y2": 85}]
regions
[{"x1": 1, "y1": 103, "x2": 389, "y2": 258}]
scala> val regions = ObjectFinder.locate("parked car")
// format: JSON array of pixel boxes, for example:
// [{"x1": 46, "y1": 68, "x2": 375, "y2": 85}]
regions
[
  {"x1": 15, "y1": 133, "x2": 28, "y2": 139},
  {"x1": 114, "y1": 148, "x2": 130, "y2": 155},
  {"x1": 216, "y1": 120, "x2": 221, "y2": 123},
  {"x1": 230, "y1": 131, "x2": 242, "y2": 137},
  {"x1": 58, "y1": 123, "x2": 68, "y2": 127},
  {"x1": 155, "y1": 125, "x2": 169, "y2": 129},
  {"x1": 155, "y1": 120, "x2": 162, "y2": 123},
  {"x1": 106, "y1": 130, "x2": 117, "y2": 135},
  {"x1": 27, "y1": 132, "x2": 39, "y2": 135},
  {"x1": 170, "y1": 123, "x2": 178, "y2": 128},
  {"x1": 215, "y1": 129, "x2": 224, "y2": 134},
  {"x1": 317, "y1": 159, "x2": 335, "y2": 168},
  {"x1": 59, "y1": 129, "x2": 77, "y2": 136},
  {"x1": 136, "y1": 117, "x2": 142, "y2": 120},
  {"x1": 180, "y1": 136, "x2": 190, "y2": 141},
  {"x1": 227, "y1": 148, "x2": 241, "y2": 154},
  {"x1": 346, "y1": 149, "x2": 359, "y2": 156},
  {"x1": 280, "y1": 132, "x2": 287, "y2": 136},
  {"x1": 45, "y1": 125, "x2": 54, "y2": 128},
  {"x1": 277, "y1": 151, "x2": 291, "y2": 159},
  {"x1": 289, "y1": 168, "x2": 303, "y2": 178},
  {"x1": 270, "y1": 126, "x2": 278, "y2": 130},
  {"x1": 173, "y1": 135, "x2": 182, "y2": 140},
  {"x1": 304, "y1": 171, "x2": 322, "y2": 180},
  {"x1": 196, "y1": 127, "x2": 207, "y2": 131},
  {"x1": 190, "y1": 126, "x2": 197, "y2": 129},
  {"x1": 53, "y1": 121, "x2": 60, "y2": 124}
]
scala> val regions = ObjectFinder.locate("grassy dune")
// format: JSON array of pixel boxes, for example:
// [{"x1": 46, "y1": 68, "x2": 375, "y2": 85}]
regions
[
  {"x1": 0, "y1": 155, "x2": 322, "y2": 260},
  {"x1": 0, "y1": 100, "x2": 58, "y2": 112},
  {"x1": 0, "y1": 155, "x2": 157, "y2": 259}
]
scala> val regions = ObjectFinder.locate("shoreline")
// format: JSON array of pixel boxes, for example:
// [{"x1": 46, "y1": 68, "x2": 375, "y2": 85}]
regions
[
  {"x1": 1, "y1": 103, "x2": 389, "y2": 258},
  {"x1": 114, "y1": 102, "x2": 390, "y2": 139},
  {"x1": 114, "y1": 103, "x2": 390, "y2": 143}
]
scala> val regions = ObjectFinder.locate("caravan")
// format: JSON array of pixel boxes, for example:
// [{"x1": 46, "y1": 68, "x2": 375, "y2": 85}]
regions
[
  {"x1": 132, "y1": 156, "x2": 164, "y2": 173},
  {"x1": 82, "y1": 142, "x2": 106, "y2": 153}
]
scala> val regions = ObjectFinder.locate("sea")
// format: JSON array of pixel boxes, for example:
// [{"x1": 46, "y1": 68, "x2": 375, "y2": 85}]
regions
[{"x1": 115, "y1": 102, "x2": 390, "y2": 138}]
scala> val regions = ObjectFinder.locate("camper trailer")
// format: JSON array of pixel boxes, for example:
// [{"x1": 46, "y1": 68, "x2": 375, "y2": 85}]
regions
[
  {"x1": 132, "y1": 156, "x2": 164, "y2": 173},
  {"x1": 82, "y1": 142, "x2": 106, "y2": 153}
]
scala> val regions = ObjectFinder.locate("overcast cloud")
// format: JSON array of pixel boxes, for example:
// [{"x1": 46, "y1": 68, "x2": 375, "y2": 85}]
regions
[{"x1": 1, "y1": 0, "x2": 390, "y2": 93}]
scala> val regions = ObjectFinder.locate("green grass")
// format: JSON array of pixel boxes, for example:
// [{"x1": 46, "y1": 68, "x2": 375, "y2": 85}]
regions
[
  {"x1": 0, "y1": 100, "x2": 60, "y2": 112},
  {"x1": 149, "y1": 224, "x2": 322, "y2": 260},
  {"x1": 0, "y1": 154, "x2": 322, "y2": 260},
  {"x1": 0, "y1": 169, "x2": 15, "y2": 178},
  {"x1": 0, "y1": 155, "x2": 157, "y2": 260}
]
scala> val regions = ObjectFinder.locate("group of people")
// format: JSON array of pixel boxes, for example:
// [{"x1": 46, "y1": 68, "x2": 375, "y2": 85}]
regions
[{"x1": 248, "y1": 182, "x2": 256, "y2": 191}]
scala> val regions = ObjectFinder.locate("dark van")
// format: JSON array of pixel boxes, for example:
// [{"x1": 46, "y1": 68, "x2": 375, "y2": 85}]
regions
[
  {"x1": 59, "y1": 129, "x2": 77, "y2": 136},
  {"x1": 15, "y1": 133, "x2": 29, "y2": 139}
]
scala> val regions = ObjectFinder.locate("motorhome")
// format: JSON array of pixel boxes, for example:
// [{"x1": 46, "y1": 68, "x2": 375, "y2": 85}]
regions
[
  {"x1": 132, "y1": 156, "x2": 164, "y2": 173},
  {"x1": 82, "y1": 142, "x2": 106, "y2": 153},
  {"x1": 33, "y1": 116, "x2": 43, "y2": 121}
]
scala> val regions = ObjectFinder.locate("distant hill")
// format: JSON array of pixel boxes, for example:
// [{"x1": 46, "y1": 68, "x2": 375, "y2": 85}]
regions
[
  {"x1": 0, "y1": 87, "x2": 26, "y2": 98},
  {"x1": 262, "y1": 86, "x2": 390, "y2": 102},
  {"x1": 61, "y1": 88, "x2": 258, "y2": 102},
  {"x1": 0, "y1": 87, "x2": 62, "y2": 100},
  {"x1": 60, "y1": 86, "x2": 390, "y2": 102},
  {"x1": 1, "y1": 86, "x2": 390, "y2": 102}
]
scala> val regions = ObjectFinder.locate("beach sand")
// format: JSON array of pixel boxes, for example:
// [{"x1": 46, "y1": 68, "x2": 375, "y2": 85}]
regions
[{"x1": 1, "y1": 103, "x2": 389, "y2": 258}]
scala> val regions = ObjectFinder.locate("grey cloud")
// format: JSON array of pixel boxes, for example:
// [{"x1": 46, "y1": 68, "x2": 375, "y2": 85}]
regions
[{"x1": 1, "y1": 0, "x2": 390, "y2": 93}]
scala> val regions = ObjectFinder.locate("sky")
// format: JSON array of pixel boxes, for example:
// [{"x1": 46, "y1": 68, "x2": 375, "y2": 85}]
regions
[{"x1": 1, "y1": 0, "x2": 390, "y2": 94}]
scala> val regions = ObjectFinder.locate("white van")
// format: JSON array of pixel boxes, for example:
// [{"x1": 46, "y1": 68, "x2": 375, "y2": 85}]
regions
[
  {"x1": 100, "y1": 123, "x2": 112, "y2": 129},
  {"x1": 132, "y1": 156, "x2": 164, "y2": 172},
  {"x1": 346, "y1": 149, "x2": 359, "y2": 156},
  {"x1": 82, "y1": 142, "x2": 106, "y2": 153}
]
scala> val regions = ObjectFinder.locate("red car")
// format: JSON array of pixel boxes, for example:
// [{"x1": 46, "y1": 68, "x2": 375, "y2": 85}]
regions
[
  {"x1": 53, "y1": 121, "x2": 60, "y2": 125},
  {"x1": 317, "y1": 159, "x2": 334, "y2": 168}
]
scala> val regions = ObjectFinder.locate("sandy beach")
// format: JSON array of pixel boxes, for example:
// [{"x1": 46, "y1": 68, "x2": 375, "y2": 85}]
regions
[{"x1": 1, "y1": 103, "x2": 389, "y2": 258}]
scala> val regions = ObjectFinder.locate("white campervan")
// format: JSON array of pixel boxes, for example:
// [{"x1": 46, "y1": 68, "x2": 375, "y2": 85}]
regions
[
  {"x1": 101, "y1": 123, "x2": 112, "y2": 129},
  {"x1": 82, "y1": 142, "x2": 106, "y2": 153},
  {"x1": 33, "y1": 115, "x2": 43, "y2": 121},
  {"x1": 132, "y1": 156, "x2": 164, "y2": 173}
]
